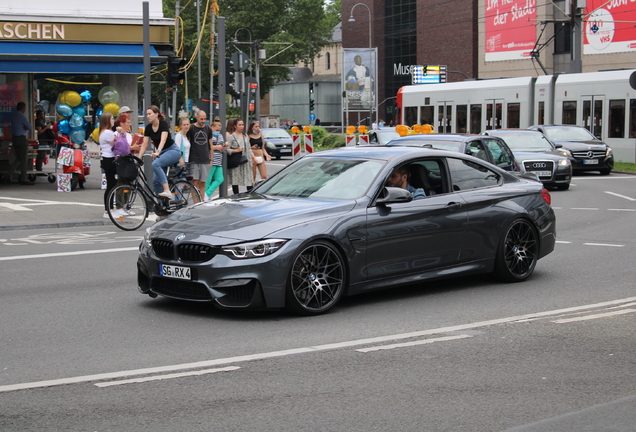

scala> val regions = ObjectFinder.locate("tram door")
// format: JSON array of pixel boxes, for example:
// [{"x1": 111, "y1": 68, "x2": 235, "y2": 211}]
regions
[
  {"x1": 485, "y1": 99, "x2": 504, "y2": 130},
  {"x1": 582, "y1": 95, "x2": 604, "y2": 138},
  {"x1": 437, "y1": 101, "x2": 452, "y2": 133}
]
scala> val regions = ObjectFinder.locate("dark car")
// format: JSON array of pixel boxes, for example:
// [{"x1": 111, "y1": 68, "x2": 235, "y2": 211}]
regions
[
  {"x1": 528, "y1": 125, "x2": 614, "y2": 175},
  {"x1": 261, "y1": 128, "x2": 293, "y2": 159},
  {"x1": 387, "y1": 133, "x2": 520, "y2": 172},
  {"x1": 482, "y1": 129, "x2": 572, "y2": 190},
  {"x1": 367, "y1": 127, "x2": 399, "y2": 145},
  {"x1": 137, "y1": 147, "x2": 556, "y2": 315}
]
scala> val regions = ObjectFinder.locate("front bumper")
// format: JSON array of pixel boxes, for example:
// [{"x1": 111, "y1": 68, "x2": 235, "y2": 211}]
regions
[{"x1": 570, "y1": 155, "x2": 613, "y2": 172}]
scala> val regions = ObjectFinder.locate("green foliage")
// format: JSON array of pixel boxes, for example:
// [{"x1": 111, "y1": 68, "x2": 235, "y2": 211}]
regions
[
  {"x1": 319, "y1": 134, "x2": 346, "y2": 149},
  {"x1": 310, "y1": 126, "x2": 328, "y2": 146},
  {"x1": 613, "y1": 162, "x2": 636, "y2": 172}
]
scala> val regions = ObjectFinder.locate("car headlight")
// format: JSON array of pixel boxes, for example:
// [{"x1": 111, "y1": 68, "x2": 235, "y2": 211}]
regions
[
  {"x1": 606, "y1": 147, "x2": 613, "y2": 157},
  {"x1": 556, "y1": 148, "x2": 572, "y2": 158},
  {"x1": 558, "y1": 158, "x2": 571, "y2": 166},
  {"x1": 265, "y1": 141, "x2": 276, "y2": 150},
  {"x1": 143, "y1": 228, "x2": 152, "y2": 248},
  {"x1": 222, "y1": 239, "x2": 287, "y2": 259}
]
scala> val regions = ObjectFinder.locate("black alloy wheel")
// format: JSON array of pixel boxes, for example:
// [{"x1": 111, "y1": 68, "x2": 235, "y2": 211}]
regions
[
  {"x1": 286, "y1": 241, "x2": 346, "y2": 315},
  {"x1": 494, "y1": 219, "x2": 538, "y2": 282}
]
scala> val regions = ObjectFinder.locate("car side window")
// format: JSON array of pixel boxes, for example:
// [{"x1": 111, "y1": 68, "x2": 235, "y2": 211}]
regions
[
  {"x1": 369, "y1": 132, "x2": 377, "y2": 143},
  {"x1": 447, "y1": 157, "x2": 501, "y2": 191},
  {"x1": 464, "y1": 141, "x2": 489, "y2": 162},
  {"x1": 482, "y1": 138, "x2": 512, "y2": 167}
]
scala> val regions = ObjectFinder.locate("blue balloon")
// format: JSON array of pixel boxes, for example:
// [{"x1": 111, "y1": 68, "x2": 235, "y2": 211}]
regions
[
  {"x1": 95, "y1": 107, "x2": 103, "y2": 118},
  {"x1": 69, "y1": 113, "x2": 84, "y2": 129},
  {"x1": 72, "y1": 105, "x2": 86, "y2": 117},
  {"x1": 79, "y1": 87, "x2": 92, "y2": 103},
  {"x1": 70, "y1": 129, "x2": 85, "y2": 144},
  {"x1": 56, "y1": 103, "x2": 73, "y2": 117},
  {"x1": 58, "y1": 119, "x2": 71, "y2": 134}
]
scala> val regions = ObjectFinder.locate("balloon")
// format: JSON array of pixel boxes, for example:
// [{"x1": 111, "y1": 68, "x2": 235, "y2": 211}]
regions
[
  {"x1": 91, "y1": 127, "x2": 100, "y2": 143},
  {"x1": 72, "y1": 104, "x2": 86, "y2": 117},
  {"x1": 58, "y1": 119, "x2": 71, "y2": 134},
  {"x1": 95, "y1": 107, "x2": 103, "y2": 118},
  {"x1": 59, "y1": 90, "x2": 72, "y2": 105},
  {"x1": 70, "y1": 128, "x2": 85, "y2": 144},
  {"x1": 98, "y1": 86, "x2": 119, "y2": 105},
  {"x1": 65, "y1": 91, "x2": 82, "y2": 107},
  {"x1": 78, "y1": 87, "x2": 92, "y2": 103},
  {"x1": 56, "y1": 103, "x2": 73, "y2": 117},
  {"x1": 103, "y1": 103, "x2": 120, "y2": 117},
  {"x1": 69, "y1": 113, "x2": 84, "y2": 129}
]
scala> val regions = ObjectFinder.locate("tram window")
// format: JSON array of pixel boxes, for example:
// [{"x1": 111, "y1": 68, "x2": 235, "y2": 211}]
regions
[
  {"x1": 538, "y1": 101, "x2": 545, "y2": 125},
  {"x1": 405, "y1": 107, "x2": 417, "y2": 126},
  {"x1": 420, "y1": 106, "x2": 434, "y2": 126},
  {"x1": 630, "y1": 100, "x2": 636, "y2": 138},
  {"x1": 507, "y1": 103, "x2": 520, "y2": 128},
  {"x1": 562, "y1": 101, "x2": 577, "y2": 125},
  {"x1": 456, "y1": 105, "x2": 468, "y2": 133},
  {"x1": 470, "y1": 104, "x2": 482, "y2": 133},
  {"x1": 609, "y1": 100, "x2": 625, "y2": 138}
]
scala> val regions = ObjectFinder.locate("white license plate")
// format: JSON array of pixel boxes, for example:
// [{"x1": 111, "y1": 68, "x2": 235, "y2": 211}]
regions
[
  {"x1": 529, "y1": 170, "x2": 552, "y2": 177},
  {"x1": 583, "y1": 159, "x2": 599, "y2": 164},
  {"x1": 280, "y1": 148, "x2": 292, "y2": 153},
  {"x1": 159, "y1": 264, "x2": 191, "y2": 280}
]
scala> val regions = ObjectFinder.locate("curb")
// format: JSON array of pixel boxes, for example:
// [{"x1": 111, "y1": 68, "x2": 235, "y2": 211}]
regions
[{"x1": 0, "y1": 220, "x2": 113, "y2": 232}]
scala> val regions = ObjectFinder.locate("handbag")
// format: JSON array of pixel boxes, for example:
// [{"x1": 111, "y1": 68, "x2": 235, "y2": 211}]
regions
[
  {"x1": 227, "y1": 133, "x2": 249, "y2": 168},
  {"x1": 115, "y1": 154, "x2": 138, "y2": 181}
]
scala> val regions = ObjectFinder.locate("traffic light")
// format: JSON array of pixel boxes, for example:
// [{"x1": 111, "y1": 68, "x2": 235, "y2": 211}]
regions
[
  {"x1": 167, "y1": 54, "x2": 185, "y2": 87},
  {"x1": 309, "y1": 99, "x2": 315, "y2": 111},
  {"x1": 309, "y1": 82, "x2": 314, "y2": 93},
  {"x1": 225, "y1": 57, "x2": 236, "y2": 94}
]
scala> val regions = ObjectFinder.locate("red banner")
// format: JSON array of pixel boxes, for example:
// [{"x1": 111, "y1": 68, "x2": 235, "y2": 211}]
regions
[
  {"x1": 584, "y1": 0, "x2": 636, "y2": 54},
  {"x1": 484, "y1": 0, "x2": 537, "y2": 62}
]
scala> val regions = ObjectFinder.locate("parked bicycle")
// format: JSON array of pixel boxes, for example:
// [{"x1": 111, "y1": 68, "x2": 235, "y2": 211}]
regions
[{"x1": 106, "y1": 154, "x2": 201, "y2": 231}]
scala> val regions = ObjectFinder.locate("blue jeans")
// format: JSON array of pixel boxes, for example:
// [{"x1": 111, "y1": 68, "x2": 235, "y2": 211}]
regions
[{"x1": 151, "y1": 145, "x2": 181, "y2": 195}]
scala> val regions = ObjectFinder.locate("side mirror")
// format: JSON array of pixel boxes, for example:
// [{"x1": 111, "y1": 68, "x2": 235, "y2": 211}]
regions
[
  {"x1": 376, "y1": 187, "x2": 413, "y2": 205},
  {"x1": 554, "y1": 143, "x2": 563, "y2": 149}
]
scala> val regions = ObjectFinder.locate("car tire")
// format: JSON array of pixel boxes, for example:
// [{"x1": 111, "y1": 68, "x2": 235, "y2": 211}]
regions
[
  {"x1": 286, "y1": 240, "x2": 347, "y2": 315},
  {"x1": 556, "y1": 183, "x2": 570, "y2": 191},
  {"x1": 494, "y1": 218, "x2": 538, "y2": 282},
  {"x1": 599, "y1": 168, "x2": 611, "y2": 175}
]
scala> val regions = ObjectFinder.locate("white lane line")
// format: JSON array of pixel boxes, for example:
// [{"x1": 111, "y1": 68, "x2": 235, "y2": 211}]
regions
[
  {"x1": 94, "y1": 366, "x2": 241, "y2": 388},
  {"x1": 0, "y1": 247, "x2": 139, "y2": 261},
  {"x1": 574, "y1": 176, "x2": 636, "y2": 180},
  {"x1": 604, "y1": 191, "x2": 636, "y2": 201},
  {"x1": 555, "y1": 241, "x2": 571, "y2": 244},
  {"x1": 356, "y1": 334, "x2": 472, "y2": 353},
  {"x1": 571, "y1": 208, "x2": 599, "y2": 210},
  {"x1": 608, "y1": 208, "x2": 636, "y2": 212},
  {"x1": 2, "y1": 296, "x2": 636, "y2": 394},
  {"x1": 552, "y1": 309, "x2": 636, "y2": 324},
  {"x1": 583, "y1": 243, "x2": 624, "y2": 247}
]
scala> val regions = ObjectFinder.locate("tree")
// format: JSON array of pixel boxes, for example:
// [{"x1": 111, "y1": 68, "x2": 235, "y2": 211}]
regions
[{"x1": 162, "y1": 0, "x2": 335, "y2": 106}]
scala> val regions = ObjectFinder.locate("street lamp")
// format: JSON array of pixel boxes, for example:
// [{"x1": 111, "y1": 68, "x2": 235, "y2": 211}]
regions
[{"x1": 348, "y1": 2, "x2": 373, "y2": 126}]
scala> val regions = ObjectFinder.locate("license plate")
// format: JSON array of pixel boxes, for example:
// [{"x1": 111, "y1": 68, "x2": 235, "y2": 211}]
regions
[
  {"x1": 529, "y1": 170, "x2": 552, "y2": 177},
  {"x1": 280, "y1": 148, "x2": 292, "y2": 153},
  {"x1": 583, "y1": 159, "x2": 599, "y2": 164},
  {"x1": 159, "y1": 264, "x2": 191, "y2": 280}
]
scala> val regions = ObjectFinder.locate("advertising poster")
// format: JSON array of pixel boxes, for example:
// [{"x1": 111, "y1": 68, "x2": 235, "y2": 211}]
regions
[
  {"x1": 584, "y1": 0, "x2": 636, "y2": 54},
  {"x1": 0, "y1": 74, "x2": 28, "y2": 139},
  {"x1": 343, "y1": 48, "x2": 377, "y2": 111},
  {"x1": 484, "y1": 0, "x2": 537, "y2": 61}
]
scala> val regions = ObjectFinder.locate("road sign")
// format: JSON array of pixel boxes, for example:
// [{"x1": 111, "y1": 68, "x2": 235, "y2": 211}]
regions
[
  {"x1": 231, "y1": 51, "x2": 250, "y2": 72},
  {"x1": 309, "y1": 113, "x2": 316, "y2": 121}
]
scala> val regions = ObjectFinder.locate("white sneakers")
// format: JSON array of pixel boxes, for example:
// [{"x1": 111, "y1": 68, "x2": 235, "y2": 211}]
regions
[{"x1": 158, "y1": 190, "x2": 174, "y2": 200}]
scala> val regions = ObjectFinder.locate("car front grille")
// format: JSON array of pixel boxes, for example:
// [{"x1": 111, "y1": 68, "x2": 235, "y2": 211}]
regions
[
  {"x1": 177, "y1": 244, "x2": 218, "y2": 262},
  {"x1": 523, "y1": 160, "x2": 554, "y2": 178},
  {"x1": 572, "y1": 150, "x2": 606, "y2": 159},
  {"x1": 152, "y1": 239, "x2": 174, "y2": 260},
  {"x1": 150, "y1": 277, "x2": 212, "y2": 300}
]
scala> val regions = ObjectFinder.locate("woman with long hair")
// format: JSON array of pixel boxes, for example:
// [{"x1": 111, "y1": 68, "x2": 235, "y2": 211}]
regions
[
  {"x1": 225, "y1": 117, "x2": 237, "y2": 141},
  {"x1": 247, "y1": 121, "x2": 271, "y2": 183},
  {"x1": 226, "y1": 118, "x2": 255, "y2": 194},
  {"x1": 138, "y1": 105, "x2": 181, "y2": 200},
  {"x1": 174, "y1": 117, "x2": 191, "y2": 174},
  {"x1": 99, "y1": 112, "x2": 116, "y2": 218}
]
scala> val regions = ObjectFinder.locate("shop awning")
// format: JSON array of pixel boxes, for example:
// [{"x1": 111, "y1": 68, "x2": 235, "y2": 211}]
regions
[{"x1": 0, "y1": 42, "x2": 164, "y2": 74}]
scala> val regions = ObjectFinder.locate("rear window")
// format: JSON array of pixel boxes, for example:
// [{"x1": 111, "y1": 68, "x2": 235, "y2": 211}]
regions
[{"x1": 262, "y1": 129, "x2": 291, "y2": 140}]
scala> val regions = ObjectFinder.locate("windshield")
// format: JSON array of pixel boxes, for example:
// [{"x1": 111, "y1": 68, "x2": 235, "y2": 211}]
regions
[
  {"x1": 389, "y1": 138, "x2": 462, "y2": 152},
  {"x1": 497, "y1": 133, "x2": 552, "y2": 150},
  {"x1": 256, "y1": 157, "x2": 384, "y2": 200},
  {"x1": 262, "y1": 129, "x2": 291, "y2": 140},
  {"x1": 543, "y1": 126, "x2": 596, "y2": 141},
  {"x1": 379, "y1": 131, "x2": 400, "y2": 142}
]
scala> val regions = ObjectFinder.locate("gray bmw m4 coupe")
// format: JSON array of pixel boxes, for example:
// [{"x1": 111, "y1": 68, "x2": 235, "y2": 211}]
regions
[{"x1": 137, "y1": 146, "x2": 556, "y2": 315}]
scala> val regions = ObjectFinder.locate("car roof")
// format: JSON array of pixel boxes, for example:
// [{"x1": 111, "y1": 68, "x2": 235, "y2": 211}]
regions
[
  {"x1": 389, "y1": 133, "x2": 480, "y2": 142},
  {"x1": 486, "y1": 129, "x2": 544, "y2": 135},
  {"x1": 529, "y1": 124, "x2": 585, "y2": 129},
  {"x1": 309, "y1": 145, "x2": 482, "y2": 162}
]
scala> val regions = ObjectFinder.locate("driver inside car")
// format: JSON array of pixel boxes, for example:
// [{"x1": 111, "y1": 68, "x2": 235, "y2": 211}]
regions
[{"x1": 386, "y1": 166, "x2": 426, "y2": 199}]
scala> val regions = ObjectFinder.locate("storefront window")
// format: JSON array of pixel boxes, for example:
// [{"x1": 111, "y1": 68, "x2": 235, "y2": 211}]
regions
[
  {"x1": 562, "y1": 101, "x2": 576, "y2": 124},
  {"x1": 609, "y1": 99, "x2": 625, "y2": 138}
]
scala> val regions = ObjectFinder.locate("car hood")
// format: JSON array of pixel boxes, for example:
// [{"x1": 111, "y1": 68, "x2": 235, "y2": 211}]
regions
[
  {"x1": 551, "y1": 139, "x2": 607, "y2": 150},
  {"x1": 151, "y1": 195, "x2": 356, "y2": 243},
  {"x1": 512, "y1": 150, "x2": 564, "y2": 161}
]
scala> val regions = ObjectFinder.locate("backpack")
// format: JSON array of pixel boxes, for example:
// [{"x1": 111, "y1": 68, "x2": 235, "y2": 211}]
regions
[{"x1": 112, "y1": 132, "x2": 131, "y2": 157}]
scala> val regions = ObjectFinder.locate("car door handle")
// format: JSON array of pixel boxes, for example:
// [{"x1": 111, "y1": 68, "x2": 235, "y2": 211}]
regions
[{"x1": 445, "y1": 202, "x2": 462, "y2": 211}]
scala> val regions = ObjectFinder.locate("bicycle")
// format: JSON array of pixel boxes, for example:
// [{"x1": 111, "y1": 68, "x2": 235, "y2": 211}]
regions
[{"x1": 106, "y1": 154, "x2": 202, "y2": 231}]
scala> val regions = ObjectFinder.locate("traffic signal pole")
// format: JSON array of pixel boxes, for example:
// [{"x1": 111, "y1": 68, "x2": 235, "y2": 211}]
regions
[{"x1": 218, "y1": 17, "x2": 228, "y2": 197}]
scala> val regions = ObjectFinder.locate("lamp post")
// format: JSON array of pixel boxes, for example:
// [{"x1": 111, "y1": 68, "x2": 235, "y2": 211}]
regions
[{"x1": 348, "y1": 2, "x2": 373, "y2": 126}]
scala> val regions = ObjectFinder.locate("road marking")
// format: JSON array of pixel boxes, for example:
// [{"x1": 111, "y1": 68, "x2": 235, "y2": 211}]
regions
[
  {"x1": 583, "y1": 243, "x2": 624, "y2": 247},
  {"x1": 356, "y1": 334, "x2": 472, "y2": 353},
  {"x1": 555, "y1": 241, "x2": 571, "y2": 244},
  {"x1": 608, "y1": 208, "x2": 636, "y2": 212},
  {"x1": 2, "y1": 296, "x2": 635, "y2": 394},
  {"x1": 0, "y1": 247, "x2": 139, "y2": 261},
  {"x1": 571, "y1": 208, "x2": 599, "y2": 210},
  {"x1": 552, "y1": 308, "x2": 636, "y2": 324},
  {"x1": 574, "y1": 176, "x2": 636, "y2": 180},
  {"x1": 604, "y1": 191, "x2": 636, "y2": 201},
  {"x1": 0, "y1": 196, "x2": 102, "y2": 211},
  {"x1": 0, "y1": 203, "x2": 33, "y2": 211},
  {"x1": 94, "y1": 366, "x2": 241, "y2": 388}
]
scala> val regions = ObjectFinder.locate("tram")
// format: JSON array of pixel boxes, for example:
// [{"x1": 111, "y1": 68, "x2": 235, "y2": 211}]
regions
[{"x1": 396, "y1": 69, "x2": 636, "y2": 162}]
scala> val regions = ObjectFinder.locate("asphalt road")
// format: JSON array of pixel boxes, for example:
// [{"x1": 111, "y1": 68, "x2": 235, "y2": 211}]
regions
[{"x1": 1, "y1": 173, "x2": 635, "y2": 431}]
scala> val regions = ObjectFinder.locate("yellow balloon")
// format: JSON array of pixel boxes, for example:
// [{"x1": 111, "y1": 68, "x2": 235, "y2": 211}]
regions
[
  {"x1": 59, "y1": 90, "x2": 71, "y2": 105},
  {"x1": 65, "y1": 91, "x2": 82, "y2": 107},
  {"x1": 92, "y1": 127, "x2": 100, "y2": 143},
  {"x1": 103, "y1": 103, "x2": 120, "y2": 116}
]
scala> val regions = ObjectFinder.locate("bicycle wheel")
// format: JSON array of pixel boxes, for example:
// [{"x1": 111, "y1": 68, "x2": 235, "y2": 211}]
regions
[
  {"x1": 170, "y1": 180, "x2": 202, "y2": 207},
  {"x1": 107, "y1": 184, "x2": 149, "y2": 231}
]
